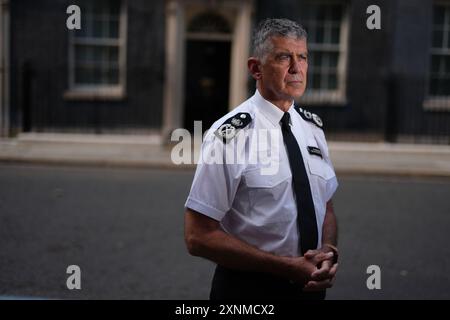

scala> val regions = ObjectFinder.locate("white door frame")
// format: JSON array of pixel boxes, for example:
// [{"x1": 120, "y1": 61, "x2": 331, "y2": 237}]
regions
[{"x1": 162, "y1": 0, "x2": 253, "y2": 140}]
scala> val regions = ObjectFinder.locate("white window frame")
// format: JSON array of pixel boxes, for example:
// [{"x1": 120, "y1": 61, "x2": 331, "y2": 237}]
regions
[
  {"x1": 424, "y1": 1, "x2": 450, "y2": 111},
  {"x1": 64, "y1": 0, "x2": 127, "y2": 101},
  {"x1": 299, "y1": 1, "x2": 349, "y2": 106}
]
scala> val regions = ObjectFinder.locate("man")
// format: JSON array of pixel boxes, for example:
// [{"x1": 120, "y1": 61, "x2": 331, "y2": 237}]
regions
[{"x1": 184, "y1": 18, "x2": 339, "y2": 300}]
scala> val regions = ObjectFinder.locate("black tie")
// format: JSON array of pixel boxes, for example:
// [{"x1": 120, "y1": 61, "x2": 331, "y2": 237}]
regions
[{"x1": 280, "y1": 112, "x2": 318, "y2": 255}]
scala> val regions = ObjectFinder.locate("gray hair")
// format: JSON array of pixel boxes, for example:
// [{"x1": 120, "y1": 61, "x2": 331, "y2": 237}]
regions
[{"x1": 252, "y1": 18, "x2": 307, "y2": 61}]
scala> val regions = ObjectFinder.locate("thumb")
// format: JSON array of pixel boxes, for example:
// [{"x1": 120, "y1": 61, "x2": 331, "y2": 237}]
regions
[
  {"x1": 304, "y1": 249, "x2": 320, "y2": 259},
  {"x1": 312, "y1": 252, "x2": 334, "y2": 265}
]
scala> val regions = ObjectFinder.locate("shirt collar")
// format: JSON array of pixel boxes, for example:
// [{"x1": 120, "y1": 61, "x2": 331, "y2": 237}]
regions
[{"x1": 252, "y1": 89, "x2": 294, "y2": 126}]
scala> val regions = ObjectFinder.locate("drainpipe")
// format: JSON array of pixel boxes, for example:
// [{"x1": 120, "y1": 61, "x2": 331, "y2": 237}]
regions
[{"x1": 0, "y1": 0, "x2": 10, "y2": 137}]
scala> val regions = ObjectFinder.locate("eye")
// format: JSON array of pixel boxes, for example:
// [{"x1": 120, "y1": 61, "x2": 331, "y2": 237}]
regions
[{"x1": 277, "y1": 54, "x2": 291, "y2": 61}]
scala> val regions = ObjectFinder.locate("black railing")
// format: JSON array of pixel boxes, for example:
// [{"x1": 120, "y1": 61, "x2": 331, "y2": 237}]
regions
[{"x1": 10, "y1": 64, "x2": 450, "y2": 145}]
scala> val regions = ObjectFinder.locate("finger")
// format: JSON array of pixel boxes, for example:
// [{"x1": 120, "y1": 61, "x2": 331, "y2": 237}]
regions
[
  {"x1": 304, "y1": 249, "x2": 320, "y2": 259},
  {"x1": 302, "y1": 281, "x2": 319, "y2": 292},
  {"x1": 303, "y1": 280, "x2": 332, "y2": 291},
  {"x1": 312, "y1": 252, "x2": 334, "y2": 265},
  {"x1": 328, "y1": 263, "x2": 339, "y2": 277},
  {"x1": 311, "y1": 261, "x2": 332, "y2": 280},
  {"x1": 329, "y1": 275, "x2": 336, "y2": 287}
]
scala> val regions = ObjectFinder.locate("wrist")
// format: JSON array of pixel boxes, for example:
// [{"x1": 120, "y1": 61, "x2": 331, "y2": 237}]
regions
[
  {"x1": 322, "y1": 243, "x2": 338, "y2": 253},
  {"x1": 322, "y1": 243, "x2": 339, "y2": 263},
  {"x1": 274, "y1": 256, "x2": 308, "y2": 282}
]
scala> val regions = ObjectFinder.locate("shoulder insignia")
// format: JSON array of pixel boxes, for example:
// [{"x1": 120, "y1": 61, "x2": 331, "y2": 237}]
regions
[
  {"x1": 214, "y1": 112, "x2": 252, "y2": 143},
  {"x1": 294, "y1": 105, "x2": 323, "y2": 129}
]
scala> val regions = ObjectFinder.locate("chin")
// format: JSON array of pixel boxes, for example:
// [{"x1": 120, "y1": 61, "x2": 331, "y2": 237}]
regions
[{"x1": 288, "y1": 89, "x2": 305, "y2": 99}]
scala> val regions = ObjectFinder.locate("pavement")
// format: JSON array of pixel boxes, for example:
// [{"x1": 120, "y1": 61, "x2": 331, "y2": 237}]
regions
[{"x1": 0, "y1": 132, "x2": 450, "y2": 177}]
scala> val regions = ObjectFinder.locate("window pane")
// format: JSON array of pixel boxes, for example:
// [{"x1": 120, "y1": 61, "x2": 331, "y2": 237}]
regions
[
  {"x1": 328, "y1": 73, "x2": 337, "y2": 89},
  {"x1": 311, "y1": 52, "x2": 322, "y2": 68},
  {"x1": 108, "y1": 46, "x2": 119, "y2": 64},
  {"x1": 432, "y1": 28, "x2": 444, "y2": 48},
  {"x1": 328, "y1": 52, "x2": 338, "y2": 68},
  {"x1": 431, "y1": 54, "x2": 441, "y2": 73},
  {"x1": 433, "y1": 6, "x2": 446, "y2": 26},
  {"x1": 312, "y1": 72, "x2": 322, "y2": 89},
  {"x1": 109, "y1": 19, "x2": 119, "y2": 38},
  {"x1": 93, "y1": 18, "x2": 105, "y2": 38},
  {"x1": 443, "y1": 78, "x2": 450, "y2": 95},
  {"x1": 445, "y1": 55, "x2": 450, "y2": 73},
  {"x1": 107, "y1": 67, "x2": 119, "y2": 84},
  {"x1": 75, "y1": 66, "x2": 91, "y2": 84},
  {"x1": 93, "y1": 66, "x2": 102, "y2": 84},
  {"x1": 75, "y1": 0, "x2": 120, "y2": 39},
  {"x1": 75, "y1": 66, "x2": 102, "y2": 84},
  {"x1": 446, "y1": 30, "x2": 450, "y2": 49},
  {"x1": 330, "y1": 26, "x2": 340, "y2": 44},
  {"x1": 84, "y1": 46, "x2": 116, "y2": 63},
  {"x1": 75, "y1": 45, "x2": 90, "y2": 63},
  {"x1": 316, "y1": 25, "x2": 324, "y2": 43}
]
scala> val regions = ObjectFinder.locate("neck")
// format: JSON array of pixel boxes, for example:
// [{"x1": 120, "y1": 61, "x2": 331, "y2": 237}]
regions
[{"x1": 257, "y1": 85, "x2": 293, "y2": 112}]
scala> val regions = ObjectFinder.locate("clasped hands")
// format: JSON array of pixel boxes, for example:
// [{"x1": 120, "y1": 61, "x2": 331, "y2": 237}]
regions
[{"x1": 301, "y1": 246, "x2": 339, "y2": 292}]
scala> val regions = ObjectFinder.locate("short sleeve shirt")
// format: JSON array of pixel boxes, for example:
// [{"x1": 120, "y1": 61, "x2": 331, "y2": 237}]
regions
[{"x1": 185, "y1": 90, "x2": 338, "y2": 257}]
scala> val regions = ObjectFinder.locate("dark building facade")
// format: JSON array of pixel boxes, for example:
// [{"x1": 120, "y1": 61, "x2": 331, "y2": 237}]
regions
[
  {"x1": 2, "y1": 0, "x2": 449, "y2": 143},
  {"x1": 9, "y1": 0, "x2": 165, "y2": 134}
]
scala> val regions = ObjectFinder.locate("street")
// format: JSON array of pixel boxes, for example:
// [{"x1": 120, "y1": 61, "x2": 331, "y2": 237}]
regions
[{"x1": 0, "y1": 163, "x2": 449, "y2": 299}]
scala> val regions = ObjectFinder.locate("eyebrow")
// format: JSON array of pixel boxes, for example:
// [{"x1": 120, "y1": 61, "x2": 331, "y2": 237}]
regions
[{"x1": 274, "y1": 50, "x2": 308, "y2": 57}]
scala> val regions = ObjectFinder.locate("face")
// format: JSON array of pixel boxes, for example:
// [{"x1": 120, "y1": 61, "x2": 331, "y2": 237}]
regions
[{"x1": 249, "y1": 36, "x2": 308, "y2": 108}]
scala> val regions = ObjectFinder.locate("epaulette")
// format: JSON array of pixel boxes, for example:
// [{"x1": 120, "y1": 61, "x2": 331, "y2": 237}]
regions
[
  {"x1": 214, "y1": 112, "x2": 252, "y2": 143},
  {"x1": 294, "y1": 105, "x2": 323, "y2": 129}
]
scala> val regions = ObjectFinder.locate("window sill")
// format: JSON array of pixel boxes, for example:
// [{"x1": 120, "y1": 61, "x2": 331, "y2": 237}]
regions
[
  {"x1": 297, "y1": 91, "x2": 347, "y2": 107},
  {"x1": 63, "y1": 87, "x2": 126, "y2": 101},
  {"x1": 423, "y1": 97, "x2": 450, "y2": 111}
]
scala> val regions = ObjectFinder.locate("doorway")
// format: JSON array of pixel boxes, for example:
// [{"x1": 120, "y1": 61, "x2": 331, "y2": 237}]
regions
[
  {"x1": 183, "y1": 39, "x2": 230, "y2": 132},
  {"x1": 163, "y1": 1, "x2": 252, "y2": 139}
]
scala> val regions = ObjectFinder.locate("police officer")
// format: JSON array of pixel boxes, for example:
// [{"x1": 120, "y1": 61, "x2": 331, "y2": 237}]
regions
[{"x1": 184, "y1": 18, "x2": 339, "y2": 300}]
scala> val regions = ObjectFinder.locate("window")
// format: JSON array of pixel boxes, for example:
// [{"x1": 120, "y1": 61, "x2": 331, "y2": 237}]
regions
[
  {"x1": 425, "y1": 3, "x2": 450, "y2": 110},
  {"x1": 66, "y1": 0, "x2": 126, "y2": 100},
  {"x1": 300, "y1": 2, "x2": 348, "y2": 105}
]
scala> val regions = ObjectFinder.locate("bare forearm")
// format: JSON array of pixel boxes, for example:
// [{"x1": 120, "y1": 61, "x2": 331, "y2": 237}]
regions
[
  {"x1": 190, "y1": 225, "x2": 295, "y2": 278},
  {"x1": 185, "y1": 209, "x2": 305, "y2": 281},
  {"x1": 322, "y1": 200, "x2": 338, "y2": 247},
  {"x1": 185, "y1": 209, "x2": 334, "y2": 284}
]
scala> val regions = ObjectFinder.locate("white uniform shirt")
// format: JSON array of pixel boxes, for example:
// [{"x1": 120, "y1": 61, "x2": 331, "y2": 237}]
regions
[{"x1": 185, "y1": 90, "x2": 338, "y2": 257}]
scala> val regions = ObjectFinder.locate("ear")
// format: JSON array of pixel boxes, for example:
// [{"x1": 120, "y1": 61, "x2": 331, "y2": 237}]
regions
[{"x1": 248, "y1": 57, "x2": 262, "y2": 80}]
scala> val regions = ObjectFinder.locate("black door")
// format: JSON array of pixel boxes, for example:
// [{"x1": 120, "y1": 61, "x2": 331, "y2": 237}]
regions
[{"x1": 183, "y1": 40, "x2": 231, "y2": 132}]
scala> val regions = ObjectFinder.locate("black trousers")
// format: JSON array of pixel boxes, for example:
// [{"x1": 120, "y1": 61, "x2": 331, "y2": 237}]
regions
[{"x1": 210, "y1": 265, "x2": 326, "y2": 301}]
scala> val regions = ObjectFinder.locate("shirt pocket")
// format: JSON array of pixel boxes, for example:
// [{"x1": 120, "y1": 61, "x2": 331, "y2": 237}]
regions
[
  {"x1": 308, "y1": 156, "x2": 335, "y2": 180},
  {"x1": 243, "y1": 166, "x2": 293, "y2": 223},
  {"x1": 244, "y1": 164, "x2": 291, "y2": 188}
]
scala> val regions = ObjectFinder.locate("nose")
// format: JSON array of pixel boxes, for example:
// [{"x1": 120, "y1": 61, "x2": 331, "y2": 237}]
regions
[{"x1": 289, "y1": 58, "x2": 301, "y2": 74}]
